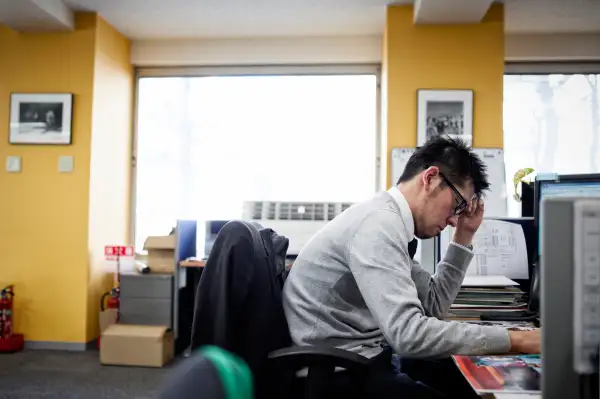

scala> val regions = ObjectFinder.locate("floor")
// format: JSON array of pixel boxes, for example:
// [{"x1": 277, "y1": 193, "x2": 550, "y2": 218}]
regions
[{"x1": 0, "y1": 349, "x2": 176, "y2": 398}]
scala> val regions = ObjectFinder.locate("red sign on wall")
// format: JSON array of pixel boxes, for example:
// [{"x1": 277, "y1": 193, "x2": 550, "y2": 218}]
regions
[{"x1": 104, "y1": 245, "x2": 135, "y2": 260}]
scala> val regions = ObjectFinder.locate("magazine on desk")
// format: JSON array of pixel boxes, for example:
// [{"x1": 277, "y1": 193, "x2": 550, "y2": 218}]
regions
[
  {"x1": 461, "y1": 320, "x2": 536, "y2": 331},
  {"x1": 452, "y1": 354, "x2": 541, "y2": 394}
]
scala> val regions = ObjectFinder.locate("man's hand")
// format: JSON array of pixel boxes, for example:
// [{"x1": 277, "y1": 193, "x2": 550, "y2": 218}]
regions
[
  {"x1": 453, "y1": 198, "x2": 484, "y2": 246},
  {"x1": 509, "y1": 329, "x2": 541, "y2": 354}
]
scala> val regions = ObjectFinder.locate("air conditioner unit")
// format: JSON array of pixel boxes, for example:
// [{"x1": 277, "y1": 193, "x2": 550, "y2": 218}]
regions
[{"x1": 242, "y1": 201, "x2": 354, "y2": 255}]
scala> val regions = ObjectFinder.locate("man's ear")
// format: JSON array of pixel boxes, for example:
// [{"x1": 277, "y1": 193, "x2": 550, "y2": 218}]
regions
[{"x1": 422, "y1": 166, "x2": 440, "y2": 192}]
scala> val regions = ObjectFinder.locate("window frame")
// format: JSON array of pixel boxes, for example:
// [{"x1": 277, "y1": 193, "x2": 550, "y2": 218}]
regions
[
  {"x1": 130, "y1": 64, "x2": 382, "y2": 245},
  {"x1": 505, "y1": 62, "x2": 600, "y2": 75}
]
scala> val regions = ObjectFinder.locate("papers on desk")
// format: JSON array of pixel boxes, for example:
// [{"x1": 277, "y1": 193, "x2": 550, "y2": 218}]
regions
[
  {"x1": 450, "y1": 290, "x2": 527, "y2": 318},
  {"x1": 462, "y1": 275, "x2": 519, "y2": 287},
  {"x1": 494, "y1": 394, "x2": 542, "y2": 399},
  {"x1": 441, "y1": 219, "x2": 529, "y2": 280},
  {"x1": 450, "y1": 277, "x2": 527, "y2": 318}
]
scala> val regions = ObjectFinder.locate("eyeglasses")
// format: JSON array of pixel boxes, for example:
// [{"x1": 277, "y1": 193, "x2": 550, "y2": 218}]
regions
[{"x1": 439, "y1": 173, "x2": 468, "y2": 216}]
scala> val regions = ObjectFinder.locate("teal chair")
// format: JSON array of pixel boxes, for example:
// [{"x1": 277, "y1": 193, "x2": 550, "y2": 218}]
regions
[{"x1": 159, "y1": 346, "x2": 253, "y2": 399}]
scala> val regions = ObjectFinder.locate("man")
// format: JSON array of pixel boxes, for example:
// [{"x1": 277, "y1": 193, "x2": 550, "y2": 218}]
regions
[{"x1": 282, "y1": 137, "x2": 540, "y2": 397}]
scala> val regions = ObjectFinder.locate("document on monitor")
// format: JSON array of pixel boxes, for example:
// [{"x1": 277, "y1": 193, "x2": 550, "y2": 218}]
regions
[{"x1": 441, "y1": 219, "x2": 529, "y2": 279}]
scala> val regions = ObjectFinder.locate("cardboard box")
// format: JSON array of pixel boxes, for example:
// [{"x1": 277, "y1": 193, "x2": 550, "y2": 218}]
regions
[
  {"x1": 100, "y1": 324, "x2": 174, "y2": 367},
  {"x1": 144, "y1": 235, "x2": 176, "y2": 274},
  {"x1": 99, "y1": 309, "x2": 118, "y2": 334}
]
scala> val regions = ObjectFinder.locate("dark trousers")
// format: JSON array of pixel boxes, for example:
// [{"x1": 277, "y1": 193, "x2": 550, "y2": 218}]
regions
[
  {"x1": 398, "y1": 356, "x2": 480, "y2": 399},
  {"x1": 352, "y1": 356, "x2": 479, "y2": 399}
]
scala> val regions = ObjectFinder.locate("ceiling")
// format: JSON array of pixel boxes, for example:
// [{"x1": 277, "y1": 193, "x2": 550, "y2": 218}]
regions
[
  {"x1": 67, "y1": 0, "x2": 403, "y2": 39},
  {"x1": 1, "y1": 0, "x2": 600, "y2": 40}
]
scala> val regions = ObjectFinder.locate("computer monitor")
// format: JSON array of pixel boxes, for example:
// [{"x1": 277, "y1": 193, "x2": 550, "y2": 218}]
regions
[
  {"x1": 534, "y1": 174, "x2": 600, "y2": 258},
  {"x1": 203, "y1": 220, "x2": 230, "y2": 259},
  {"x1": 541, "y1": 196, "x2": 600, "y2": 399}
]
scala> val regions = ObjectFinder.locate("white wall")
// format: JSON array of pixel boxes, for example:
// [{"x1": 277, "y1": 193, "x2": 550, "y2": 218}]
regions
[
  {"x1": 505, "y1": 33, "x2": 600, "y2": 61},
  {"x1": 131, "y1": 33, "x2": 600, "y2": 66},
  {"x1": 131, "y1": 36, "x2": 383, "y2": 66}
]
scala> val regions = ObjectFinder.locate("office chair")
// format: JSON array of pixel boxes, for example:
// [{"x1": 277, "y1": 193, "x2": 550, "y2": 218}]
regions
[
  {"x1": 159, "y1": 346, "x2": 253, "y2": 399},
  {"x1": 186, "y1": 220, "x2": 390, "y2": 399}
]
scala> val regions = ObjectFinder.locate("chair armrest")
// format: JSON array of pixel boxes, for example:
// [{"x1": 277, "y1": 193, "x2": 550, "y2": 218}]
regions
[
  {"x1": 268, "y1": 345, "x2": 370, "y2": 371},
  {"x1": 267, "y1": 346, "x2": 391, "y2": 398}
]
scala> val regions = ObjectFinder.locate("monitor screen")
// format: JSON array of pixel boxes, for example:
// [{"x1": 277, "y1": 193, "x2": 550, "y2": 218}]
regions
[
  {"x1": 204, "y1": 220, "x2": 230, "y2": 258},
  {"x1": 537, "y1": 179, "x2": 600, "y2": 255}
]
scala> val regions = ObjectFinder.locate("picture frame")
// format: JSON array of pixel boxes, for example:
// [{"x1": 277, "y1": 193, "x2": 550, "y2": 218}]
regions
[
  {"x1": 417, "y1": 89, "x2": 473, "y2": 147},
  {"x1": 9, "y1": 93, "x2": 73, "y2": 145}
]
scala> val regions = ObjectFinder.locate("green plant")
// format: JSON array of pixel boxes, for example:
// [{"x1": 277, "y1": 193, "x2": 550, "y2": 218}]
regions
[{"x1": 512, "y1": 168, "x2": 535, "y2": 202}]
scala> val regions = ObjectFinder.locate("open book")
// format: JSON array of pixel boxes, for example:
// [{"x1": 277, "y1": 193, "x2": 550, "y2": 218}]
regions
[{"x1": 453, "y1": 354, "x2": 541, "y2": 394}]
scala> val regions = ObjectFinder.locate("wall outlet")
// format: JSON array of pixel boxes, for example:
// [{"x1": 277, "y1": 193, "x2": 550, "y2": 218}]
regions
[
  {"x1": 58, "y1": 156, "x2": 74, "y2": 173},
  {"x1": 6, "y1": 156, "x2": 21, "y2": 173}
]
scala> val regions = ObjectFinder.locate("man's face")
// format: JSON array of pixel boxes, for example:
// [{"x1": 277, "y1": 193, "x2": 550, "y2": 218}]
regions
[{"x1": 414, "y1": 167, "x2": 475, "y2": 239}]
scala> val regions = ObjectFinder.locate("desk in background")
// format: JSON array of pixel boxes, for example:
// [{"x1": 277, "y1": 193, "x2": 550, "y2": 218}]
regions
[
  {"x1": 176, "y1": 258, "x2": 205, "y2": 352},
  {"x1": 180, "y1": 259, "x2": 206, "y2": 268}
]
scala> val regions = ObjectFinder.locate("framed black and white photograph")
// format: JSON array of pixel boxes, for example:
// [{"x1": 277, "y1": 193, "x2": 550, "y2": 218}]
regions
[
  {"x1": 9, "y1": 93, "x2": 73, "y2": 145},
  {"x1": 417, "y1": 89, "x2": 473, "y2": 146}
]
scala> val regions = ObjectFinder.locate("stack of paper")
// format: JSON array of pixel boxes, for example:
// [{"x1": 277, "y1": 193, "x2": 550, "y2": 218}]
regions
[
  {"x1": 440, "y1": 219, "x2": 531, "y2": 319},
  {"x1": 449, "y1": 276, "x2": 528, "y2": 318},
  {"x1": 440, "y1": 219, "x2": 530, "y2": 280}
]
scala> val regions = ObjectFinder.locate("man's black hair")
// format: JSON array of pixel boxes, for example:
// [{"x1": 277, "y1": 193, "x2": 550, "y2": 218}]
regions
[{"x1": 397, "y1": 136, "x2": 490, "y2": 198}]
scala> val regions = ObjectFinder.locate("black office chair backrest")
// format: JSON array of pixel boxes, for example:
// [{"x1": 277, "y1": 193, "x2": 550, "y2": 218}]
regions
[{"x1": 189, "y1": 220, "x2": 292, "y2": 393}]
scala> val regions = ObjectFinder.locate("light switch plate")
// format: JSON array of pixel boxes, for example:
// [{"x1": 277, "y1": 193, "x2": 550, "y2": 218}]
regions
[
  {"x1": 58, "y1": 156, "x2": 74, "y2": 173},
  {"x1": 6, "y1": 156, "x2": 21, "y2": 173}
]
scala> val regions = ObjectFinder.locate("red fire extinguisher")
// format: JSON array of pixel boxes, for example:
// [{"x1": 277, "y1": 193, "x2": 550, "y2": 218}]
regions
[
  {"x1": 0, "y1": 285, "x2": 14, "y2": 339},
  {"x1": 98, "y1": 286, "x2": 120, "y2": 349},
  {"x1": 100, "y1": 287, "x2": 120, "y2": 318},
  {"x1": 0, "y1": 285, "x2": 24, "y2": 353}
]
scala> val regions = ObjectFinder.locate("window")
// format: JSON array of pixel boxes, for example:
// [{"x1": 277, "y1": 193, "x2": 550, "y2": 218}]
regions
[
  {"x1": 133, "y1": 67, "x2": 379, "y2": 251},
  {"x1": 503, "y1": 66, "x2": 600, "y2": 216}
]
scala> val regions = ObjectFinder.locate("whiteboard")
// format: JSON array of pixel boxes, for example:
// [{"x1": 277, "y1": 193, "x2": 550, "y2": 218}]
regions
[
  {"x1": 390, "y1": 147, "x2": 507, "y2": 218},
  {"x1": 391, "y1": 148, "x2": 415, "y2": 186},
  {"x1": 473, "y1": 149, "x2": 507, "y2": 218}
]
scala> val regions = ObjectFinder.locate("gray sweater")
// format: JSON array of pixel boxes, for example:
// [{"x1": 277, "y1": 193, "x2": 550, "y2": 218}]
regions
[{"x1": 282, "y1": 189, "x2": 512, "y2": 358}]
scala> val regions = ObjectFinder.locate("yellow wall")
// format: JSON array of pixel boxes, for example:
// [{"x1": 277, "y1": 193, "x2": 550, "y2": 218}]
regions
[
  {"x1": 383, "y1": 4, "x2": 505, "y2": 187},
  {"x1": 86, "y1": 17, "x2": 133, "y2": 342},
  {"x1": 0, "y1": 14, "x2": 132, "y2": 345}
]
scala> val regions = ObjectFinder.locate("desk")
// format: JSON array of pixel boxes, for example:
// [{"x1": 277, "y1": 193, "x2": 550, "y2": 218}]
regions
[
  {"x1": 179, "y1": 259, "x2": 205, "y2": 268},
  {"x1": 174, "y1": 259, "x2": 205, "y2": 353},
  {"x1": 179, "y1": 260, "x2": 205, "y2": 296}
]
